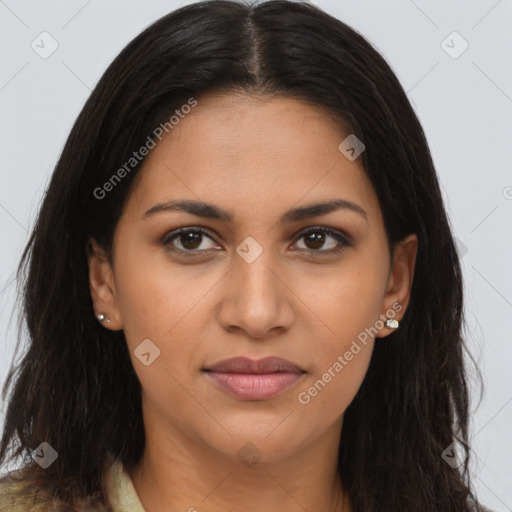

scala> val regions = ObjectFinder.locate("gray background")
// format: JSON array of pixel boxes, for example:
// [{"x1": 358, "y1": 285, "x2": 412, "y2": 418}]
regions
[{"x1": 1, "y1": 0, "x2": 511, "y2": 510}]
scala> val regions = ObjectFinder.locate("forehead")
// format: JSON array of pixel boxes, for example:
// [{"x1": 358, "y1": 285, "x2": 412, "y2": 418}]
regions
[{"x1": 124, "y1": 92, "x2": 381, "y2": 227}]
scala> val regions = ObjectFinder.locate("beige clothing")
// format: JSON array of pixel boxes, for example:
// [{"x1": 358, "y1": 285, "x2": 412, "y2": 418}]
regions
[{"x1": 0, "y1": 458, "x2": 145, "y2": 511}]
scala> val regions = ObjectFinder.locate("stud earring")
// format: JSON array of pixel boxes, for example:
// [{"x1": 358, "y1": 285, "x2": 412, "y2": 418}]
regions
[
  {"x1": 97, "y1": 313, "x2": 111, "y2": 323},
  {"x1": 385, "y1": 318, "x2": 399, "y2": 329}
]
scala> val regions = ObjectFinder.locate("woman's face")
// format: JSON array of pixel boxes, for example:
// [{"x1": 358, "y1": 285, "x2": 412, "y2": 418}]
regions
[{"x1": 88, "y1": 92, "x2": 417, "y2": 465}]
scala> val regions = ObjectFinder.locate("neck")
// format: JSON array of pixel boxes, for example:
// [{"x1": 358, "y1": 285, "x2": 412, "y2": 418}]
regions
[{"x1": 130, "y1": 415, "x2": 351, "y2": 512}]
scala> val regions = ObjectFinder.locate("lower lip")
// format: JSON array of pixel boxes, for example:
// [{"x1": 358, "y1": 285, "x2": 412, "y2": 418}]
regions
[{"x1": 204, "y1": 371, "x2": 304, "y2": 400}]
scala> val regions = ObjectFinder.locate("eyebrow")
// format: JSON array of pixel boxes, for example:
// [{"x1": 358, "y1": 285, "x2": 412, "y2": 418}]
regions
[{"x1": 143, "y1": 198, "x2": 369, "y2": 224}]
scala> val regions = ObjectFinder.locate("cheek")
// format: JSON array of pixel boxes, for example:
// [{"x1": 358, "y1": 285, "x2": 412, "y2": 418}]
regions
[
  {"x1": 113, "y1": 258, "x2": 201, "y2": 411},
  {"x1": 112, "y1": 248, "x2": 220, "y2": 396},
  {"x1": 302, "y1": 255, "x2": 387, "y2": 343},
  {"x1": 293, "y1": 255, "x2": 386, "y2": 413},
  {"x1": 296, "y1": 273, "x2": 380, "y2": 418},
  {"x1": 113, "y1": 243, "x2": 215, "y2": 341},
  {"x1": 297, "y1": 340, "x2": 374, "y2": 413}
]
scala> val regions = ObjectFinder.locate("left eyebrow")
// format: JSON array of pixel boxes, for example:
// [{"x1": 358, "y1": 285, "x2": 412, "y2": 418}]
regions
[
  {"x1": 142, "y1": 198, "x2": 369, "y2": 224},
  {"x1": 278, "y1": 199, "x2": 368, "y2": 225}
]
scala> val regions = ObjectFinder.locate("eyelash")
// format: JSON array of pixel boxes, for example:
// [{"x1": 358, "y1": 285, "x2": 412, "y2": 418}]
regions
[{"x1": 160, "y1": 226, "x2": 352, "y2": 257}]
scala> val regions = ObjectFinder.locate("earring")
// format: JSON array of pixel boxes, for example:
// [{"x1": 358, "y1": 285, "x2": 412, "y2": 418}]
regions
[
  {"x1": 385, "y1": 318, "x2": 399, "y2": 329},
  {"x1": 97, "y1": 313, "x2": 111, "y2": 323}
]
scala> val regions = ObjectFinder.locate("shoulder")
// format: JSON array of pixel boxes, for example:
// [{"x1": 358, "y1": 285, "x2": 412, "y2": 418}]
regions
[
  {"x1": 0, "y1": 466, "x2": 55, "y2": 511},
  {"x1": 0, "y1": 465, "x2": 107, "y2": 511}
]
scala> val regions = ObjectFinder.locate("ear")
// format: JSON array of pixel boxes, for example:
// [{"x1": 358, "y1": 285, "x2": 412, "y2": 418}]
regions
[
  {"x1": 86, "y1": 237, "x2": 123, "y2": 330},
  {"x1": 376, "y1": 233, "x2": 418, "y2": 338}
]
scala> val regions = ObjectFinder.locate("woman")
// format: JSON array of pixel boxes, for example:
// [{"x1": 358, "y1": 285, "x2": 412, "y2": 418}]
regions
[{"x1": 0, "y1": 0, "x2": 491, "y2": 510}]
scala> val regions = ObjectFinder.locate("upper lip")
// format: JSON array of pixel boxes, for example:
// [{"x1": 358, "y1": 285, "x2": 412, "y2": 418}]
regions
[{"x1": 203, "y1": 356, "x2": 305, "y2": 374}]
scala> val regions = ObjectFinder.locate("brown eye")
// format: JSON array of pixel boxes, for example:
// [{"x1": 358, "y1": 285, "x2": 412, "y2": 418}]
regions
[
  {"x1": 162, "y1": 228, "x2": 219, "y2": 254},
  {"x1": 293, "y1": 227, "x2": 351, "y2": 254},
  {"x1": 179, "y1": 231, "x2": 203, "y2": 250}
]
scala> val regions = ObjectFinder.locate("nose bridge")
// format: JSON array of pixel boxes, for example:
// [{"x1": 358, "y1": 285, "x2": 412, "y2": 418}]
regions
[
  {"x1": 220, "y1": 234, "x2": 291, "y2": 336},
  {"x1": 234, "y1": 235, "x2": 280, "y2": 303}
]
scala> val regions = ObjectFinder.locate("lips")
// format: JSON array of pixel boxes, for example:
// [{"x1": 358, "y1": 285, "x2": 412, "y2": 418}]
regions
[
  {"x1": 204, "y1": 356, "x2": 305, "y2": 374},
  {"x1": 203, "y1": 356, "x2": 306, "y2": 400}
]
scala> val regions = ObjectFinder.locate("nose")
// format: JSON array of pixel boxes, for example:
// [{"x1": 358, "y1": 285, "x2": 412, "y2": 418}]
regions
[{"x1": 217, "y1": 249, "x2": 295, "y2": 340}]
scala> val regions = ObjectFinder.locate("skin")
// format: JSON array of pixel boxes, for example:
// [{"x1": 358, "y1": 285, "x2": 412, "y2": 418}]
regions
[{"x1": 87, "y1": 92, "x2": 418, "y2": 512}]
